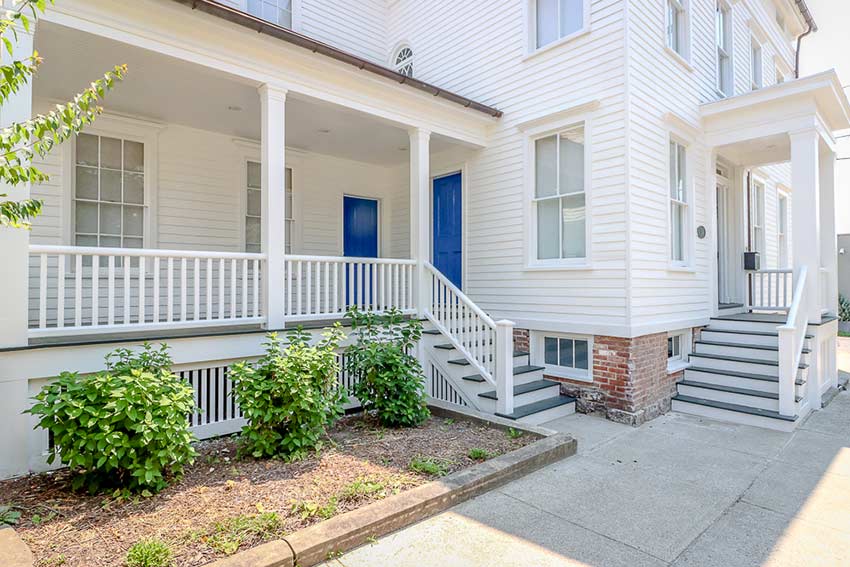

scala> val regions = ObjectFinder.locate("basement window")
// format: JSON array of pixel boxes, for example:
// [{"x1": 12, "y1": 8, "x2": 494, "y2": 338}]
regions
[
  {"x1": 533, "y1": 332, "x2": 592, "y2": 381},
  {"x1": 667, "y1": 329, "x2": 691, "y2": 373}
]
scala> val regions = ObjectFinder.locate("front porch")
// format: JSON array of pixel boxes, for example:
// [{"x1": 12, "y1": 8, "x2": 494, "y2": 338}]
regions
[{"x1": 13, "y1": 18, "x2": 485, "y2": 345}]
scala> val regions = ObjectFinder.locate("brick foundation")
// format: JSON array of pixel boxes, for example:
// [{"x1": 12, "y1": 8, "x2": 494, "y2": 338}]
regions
[
  {"x1": 513, "y1": 328, "x2": 529, "y2": 353},
  {"x1": 534, "y1": 332, "x2": 687, "y2": 426}
]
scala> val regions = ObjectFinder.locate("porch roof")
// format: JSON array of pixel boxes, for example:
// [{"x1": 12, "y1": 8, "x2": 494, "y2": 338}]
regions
[{"x1": 170, "y1": 0, "x2": 503, "y2": 119}]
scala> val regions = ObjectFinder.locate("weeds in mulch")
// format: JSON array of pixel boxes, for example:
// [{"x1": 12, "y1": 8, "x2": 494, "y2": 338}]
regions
[
  {"x1": 506, "y1": 427, "x2": 524, "y2": 440},
  {"x1": 190, "y1": 510, "x2": 284, "y2": 556},
  {"x1": 408, "y1": 456, "x2": 452, "y2": 477},
  {"x1": 126, "y1": 538, "x2": 173, "y2": 567},
  {"x1": 467, "y1": 448, "x2": 491, "y2": 461}
]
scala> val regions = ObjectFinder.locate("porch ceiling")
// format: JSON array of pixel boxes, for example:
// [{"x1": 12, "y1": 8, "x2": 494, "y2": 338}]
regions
[
  {"x1": 33, "y1": 22, "x2": 457, "y2": 166},
  {"x1": 701, "y1": 71, "x2": 850, "y2": 166}
]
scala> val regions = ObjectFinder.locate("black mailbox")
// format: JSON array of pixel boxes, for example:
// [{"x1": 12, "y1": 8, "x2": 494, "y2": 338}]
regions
[{"x1": 744, "y1": 251, "x2": 760, "y2": 271}]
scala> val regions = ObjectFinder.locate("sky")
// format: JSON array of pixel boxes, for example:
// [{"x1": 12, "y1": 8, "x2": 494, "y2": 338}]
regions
[{"x1": 798, "y1": 0, "x2": 850, "y2": 233}]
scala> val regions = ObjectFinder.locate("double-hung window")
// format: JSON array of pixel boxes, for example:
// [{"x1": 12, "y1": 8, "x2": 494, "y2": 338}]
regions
[
  {"x1": 245, "y1": 161, "x2": 293, "y2": 254},
  {"x1": 715, "y1": 1, "x2": 731, "y2": 96},
  {"x1": 666, "y1": 0, "x2": 688, "y2": 58},
  {"x1": 247, "y1": 0, "x2": 292, "y2": 28},
  {"x1": 669, "y1": 140, "x2": 688, "y2": 264},
  {"x1": 534, "y1": 0, "x2": 585, "y2": 49},
  {"x1": 74, "y1": 133, "x2": 145, "y2": 251},
  {"x1": 778, "y1": 193, "x2": 789, "y2": 267},
  {"x1": 533, "y1": 124, "x2": 586, "y2": 262},
  {"x1": 751, "y1": 39, "x2": 763, "y2": 90}
]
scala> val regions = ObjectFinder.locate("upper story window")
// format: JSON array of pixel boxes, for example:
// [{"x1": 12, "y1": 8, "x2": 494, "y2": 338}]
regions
[
  {"x1": 247, "y1": 0, "x2": 292, "y2": 28},
  {"x1": 750, "y1": 39, "x2": 763, "y2": 90},
  {"x1": 715, "y1": 1, "x2": 732, "y2": 97},
  {"x1": 534, "y1": 0, "x2": 585, "y2": 50},
  {"x1": 669, "y1": 140, "x2": 688, "y2": 264},
  {"x1": 533, "y1": 123, "x2": 587, "y2": 262},
  {"x1": 74, "y1": 133, "x2": 145, "y2": 251},
  {"x1": 666, "y1": 0, "x2": 689, "y2": 59},
  {"x1": 393, "y1": 46, "x2": 414, "y2": 77},
  {"x1": 246, "y1": 161, "x2": 293, "y2": 254}
]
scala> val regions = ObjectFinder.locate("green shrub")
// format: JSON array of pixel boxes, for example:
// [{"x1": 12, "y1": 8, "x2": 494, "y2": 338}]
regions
[
  {"x1": 230, "y1": 328, "x2": 346, "y2": 459},
  {"x1": 345, "y1": 307, "x2": 430, "y2": 427},
  {"x1": 467, "y1": 448, "x2": 491, "y2": 461},
  {"x1": 840, "y1": 294, "x2": 850, "y2": 322},
  {"x1": 126, "y1": 538, "x2": 173, "y2": 567},
  {"x1": 28, "y1": 344, "x2": 196, "y2": 494}
]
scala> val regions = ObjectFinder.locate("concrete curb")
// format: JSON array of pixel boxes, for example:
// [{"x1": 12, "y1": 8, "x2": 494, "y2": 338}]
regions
[
  {"x1": 208, "y1": 403, "x2": 576, "y2": 567},
  {"x1": 0, "y1": 525, "x2": 33, "y2": 567}
]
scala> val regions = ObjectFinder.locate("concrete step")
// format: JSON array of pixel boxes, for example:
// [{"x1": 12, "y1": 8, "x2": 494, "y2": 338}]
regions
[
  {"x1": 495, "y1": 394, "x2": 576, "y2": 426},
  {"x1": 684, "y1": 366, "x2": 804, "y2": 395},
  {"x1": 676, "y1": 380, "x2": 792, "y2": 412},
  {"x1": 672, "y1": 394, "x2": 798, "y2": 432}
]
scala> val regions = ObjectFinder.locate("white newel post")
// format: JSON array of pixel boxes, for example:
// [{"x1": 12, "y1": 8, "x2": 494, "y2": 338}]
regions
[
  {"x1": 790, "y1": 128, "x2": 822, "y2": 324},
  {"x1": 409, "y1": 128, "x2": 431, "y2": 316},
  {"x1": 495, "y1": 319, "x2": 515, "y2": 415},
  {"x1": 0, "y1": 18, "x2": 34, "y2": 478},
  {"x1": 819, "y1": 145, "x2": 838, "y2": 316},
  {"x1": 260, "y1": 85, "x2": 287, "y2": 330}
]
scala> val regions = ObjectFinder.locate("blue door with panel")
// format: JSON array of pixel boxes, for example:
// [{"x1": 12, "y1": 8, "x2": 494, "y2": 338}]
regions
[
  {"x1": 432, "y1": 173, "x2": 463, "y2": 289},
  {"x1": 343, "y1": 196, "x2": 378, "y2": 306}
]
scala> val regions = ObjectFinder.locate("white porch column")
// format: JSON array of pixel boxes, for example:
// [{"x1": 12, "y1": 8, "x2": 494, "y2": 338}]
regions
[
  {"x1": 260, "y1": 84, "x2": 287, "y2": 329},
  {"x1": 409, "y1": 128, "x2": 431, "y2": 316},
  {"x1": 789, "y1": 128, "x2": 822, "y2": 324},
  {"x1": 819, "y1": 144, "x2": 838, "y2": 316},
  {"x1": 0, "y1": 21, "x2": 33, "y2": 348}
]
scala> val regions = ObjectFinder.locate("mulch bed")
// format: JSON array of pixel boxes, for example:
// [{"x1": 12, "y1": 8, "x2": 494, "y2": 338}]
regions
[{"x1": 1, "y1": 414, "x2": 532, "y2": 567}]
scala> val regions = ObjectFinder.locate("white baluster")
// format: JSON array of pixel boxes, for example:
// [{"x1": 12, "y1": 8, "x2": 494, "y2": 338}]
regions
[
  {"x1": 38, "y1": 254, "x2": 47, "y2": 329},
  {"x1": 242, "y1": 259, "x2": 248, "y2": 319},
  {"x1": 75, "y1": 254, "x2": 82, "y2": 327},
  {"x1": 332, "y1": 262, "x2": 339, "y2": 315},
  {"x1": 194, "y1": 258, "x2": 200, "y2": 321},
  {"x1": 138, "y1": 257, "x2": 145, "y2": 325},
  {"x1": 296, "y1": 260, "x2": 303, "y2": 316},
  {"x1": 167, "y1": 257, "x2": 174, "y2": 323},
  {"x1": 306, "y1": 260, "x2": 313, "y2": 315},
  {"x1": 123, "y1": 256, "x2": 130, "y2": 325},
  {"x1": 181, "y1": 258, "x2": 188, "y2": 321},
  {"x1": 230, "y1": 258, "x2": 237, "y2": 319},
  {"x1": 206, "y1": 258, "x2": 212, "y2": 321},
  {"x1": 323, "y1": 262, "x2": 330, "y2": 317},
  {"x1": 91, "y1": 255, "x2": 99, "y2": 327},
  {"x1": 218, "y1": 258, "x2": 225, "y2": 319},
  {"x1": 253, "y1": 258, "x2": 260, "y2": 317},
  {"x1": 57, "y1": 254, "x2": 65, "y2": 329},
  {"x1": 153, "y1": 257, "x2": 161, "y2": 323}
]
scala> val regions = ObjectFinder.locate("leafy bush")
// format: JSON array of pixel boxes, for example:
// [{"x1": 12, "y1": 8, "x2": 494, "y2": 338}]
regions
[
  {"x1": 28, "y1": 344, "x2": 197, "y2": 494},
  {"x1": 345, "y1": 307, "x2": 430, "y2": 427},
  {"x1": 230, "y1": 328, "x2": 346, "y2": 459},
  {"x1": 840, "y1": 294, "x2": 850, "y2": 322},
  {"x1": 126, "y1": 538, "x2": 173, "y2": 567}
]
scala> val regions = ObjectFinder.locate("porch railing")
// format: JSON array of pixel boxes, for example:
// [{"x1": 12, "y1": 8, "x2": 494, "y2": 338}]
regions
[
  {"x1": 28, "y1": 245, "x2": 265, "y2": 336},
  {"x1": 283, "y1": 255, "x2": 416, "y2": 321},
  {"x1": 748, "y1": 269, "x2": 793, "y2": 312},
  {"x1": 777, "y1": 266, "x2": 808, "y2": 417}
]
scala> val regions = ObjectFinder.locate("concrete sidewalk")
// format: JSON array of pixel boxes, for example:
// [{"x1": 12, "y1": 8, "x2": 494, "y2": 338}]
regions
[{"x1": 320, "y1": 339, "x2": 850, "y2": 567}]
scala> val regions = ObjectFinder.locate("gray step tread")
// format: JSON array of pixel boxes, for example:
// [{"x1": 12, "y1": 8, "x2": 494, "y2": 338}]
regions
[
  {"x1": 423, "y1": 329, "x2": 442, "y2": 335},
  {"x1": 673, "y1": 394, "x2": 797, "y2": 422},
  {"x1": 462, "y1": 364, "x2": 545, "y2": 383},
  {"x1": 711, "y1": 314, "x2": 836, "y2": 326},
  {"x1": 449, "y1": 351, "x2": 529, "y2": 366},
  {"x1": 695, "y1": 340, "x2": 811, "y2": 354},
  {"x1": 435, "y1": 342, "x2": 493, "y2": 351},
  {"x1": 689, "y1": 352, "x2": 808, "y2": 369},
  {"x1": 679, "y1": 379, "x2": 801, "y2": 402},
  {"x1": 686, "y1": 366, "x2": 805, "y2": 385},
  {"x1": 478, "y1": 379, "x2": 559, "y2": 400},
  {"x1": 495, "y1": 394, "x2": 576, "y2": 420},
  {"x1": 704, "y1": 328, "x2": 814, "y2": 339}
]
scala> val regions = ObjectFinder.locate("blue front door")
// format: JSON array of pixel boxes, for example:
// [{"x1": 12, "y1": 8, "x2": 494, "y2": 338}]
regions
[
  {"x1": 432, "y1": 173, "x2": 463, "y2": 289},
  {"x1": 343, "y1": 196, "x2": 378, "y2": 306}
]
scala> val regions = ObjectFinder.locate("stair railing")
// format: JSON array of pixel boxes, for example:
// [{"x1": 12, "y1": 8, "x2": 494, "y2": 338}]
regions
[
  {"x1": 777, "y1": 265, "x2": 808, "y2": 417},
  {"x1": 423, "y1": 262, "x2": 515, "y2": 414}
]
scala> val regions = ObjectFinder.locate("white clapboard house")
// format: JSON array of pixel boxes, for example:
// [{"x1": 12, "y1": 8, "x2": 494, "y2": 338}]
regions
[{"x1": 0, "y1": 0, "x2": 847, "y2": 478}]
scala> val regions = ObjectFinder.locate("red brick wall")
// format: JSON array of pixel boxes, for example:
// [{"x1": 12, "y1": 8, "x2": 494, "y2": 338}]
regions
[
  {"x1": 544, "y1": 332, "x2": 686, "y2": 426},
  {"x1": 513, "y1": 328, "x2": 530, "y2": 353}
]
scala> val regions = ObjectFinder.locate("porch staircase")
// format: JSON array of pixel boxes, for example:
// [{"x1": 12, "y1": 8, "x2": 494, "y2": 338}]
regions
[
  {"x1": 671, "y1": 314, "x2": 811, "y2": 432},
  {"x1": 421, "y1": 327, "x2": 576, "y2": 424}
]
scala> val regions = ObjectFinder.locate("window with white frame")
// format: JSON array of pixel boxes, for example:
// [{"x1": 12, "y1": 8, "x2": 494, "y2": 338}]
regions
[
  {"x1": 74, "y1": 133, "x2": 145, "y2": 251},
  {"x1": 669, "y1": 140, "x2": 688, "y2": 264},
  {"x1": 778, "y1": 192, "x2": 789, "y2": 267},
  {"x1": 667, "y1": 330, "x2": 690, "y2": 371},
  {"x1": 749, "y1": 179, "x2": 765, "y2": 255},
  {"x1": 534, "y1": 0, "x2": 585, "y2": 50},
  {"x1": 750, "y1": 39, "x2": 763, "y2": 90},
  {"x1": 247, "y1": 0, "x2": 292, "y2": 28},
  {"x1": 534, "y1": 332, "x2": 591, "y2": 380},
  {"x1": 533, "y1": 123, "x2": 587, "y2": 261},
  {"x1": 393, "y1": 46, "x2": 414, "y2": 77},
  {"x1": 666, "y1": 0, "x2": 688, "y2": 58},
  {"x1": 715, "y1": 1, "x2": 731, "y2": 96},
  {"x1": 245, "y1": 161, "x2": 293, "y2": 254}
]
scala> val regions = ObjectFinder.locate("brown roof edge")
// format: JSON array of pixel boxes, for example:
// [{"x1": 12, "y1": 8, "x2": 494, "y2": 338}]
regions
[
  {"x1": 172, "y1": 0, "x2": 503, "y2": 118},
  {"x1": 794, "y1": 0, "x2": 817, "y2": 33}
]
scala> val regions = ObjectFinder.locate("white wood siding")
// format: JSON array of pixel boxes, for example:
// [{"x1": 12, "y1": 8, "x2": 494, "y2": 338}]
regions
[{"x1": 387, "y1": 0, "x2": 630, "y2": 335}]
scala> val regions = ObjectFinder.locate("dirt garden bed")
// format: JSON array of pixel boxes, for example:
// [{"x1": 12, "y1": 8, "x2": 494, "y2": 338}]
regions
[{"x1": 1, "y1": 414, "x2": 534, "y2": 567}]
